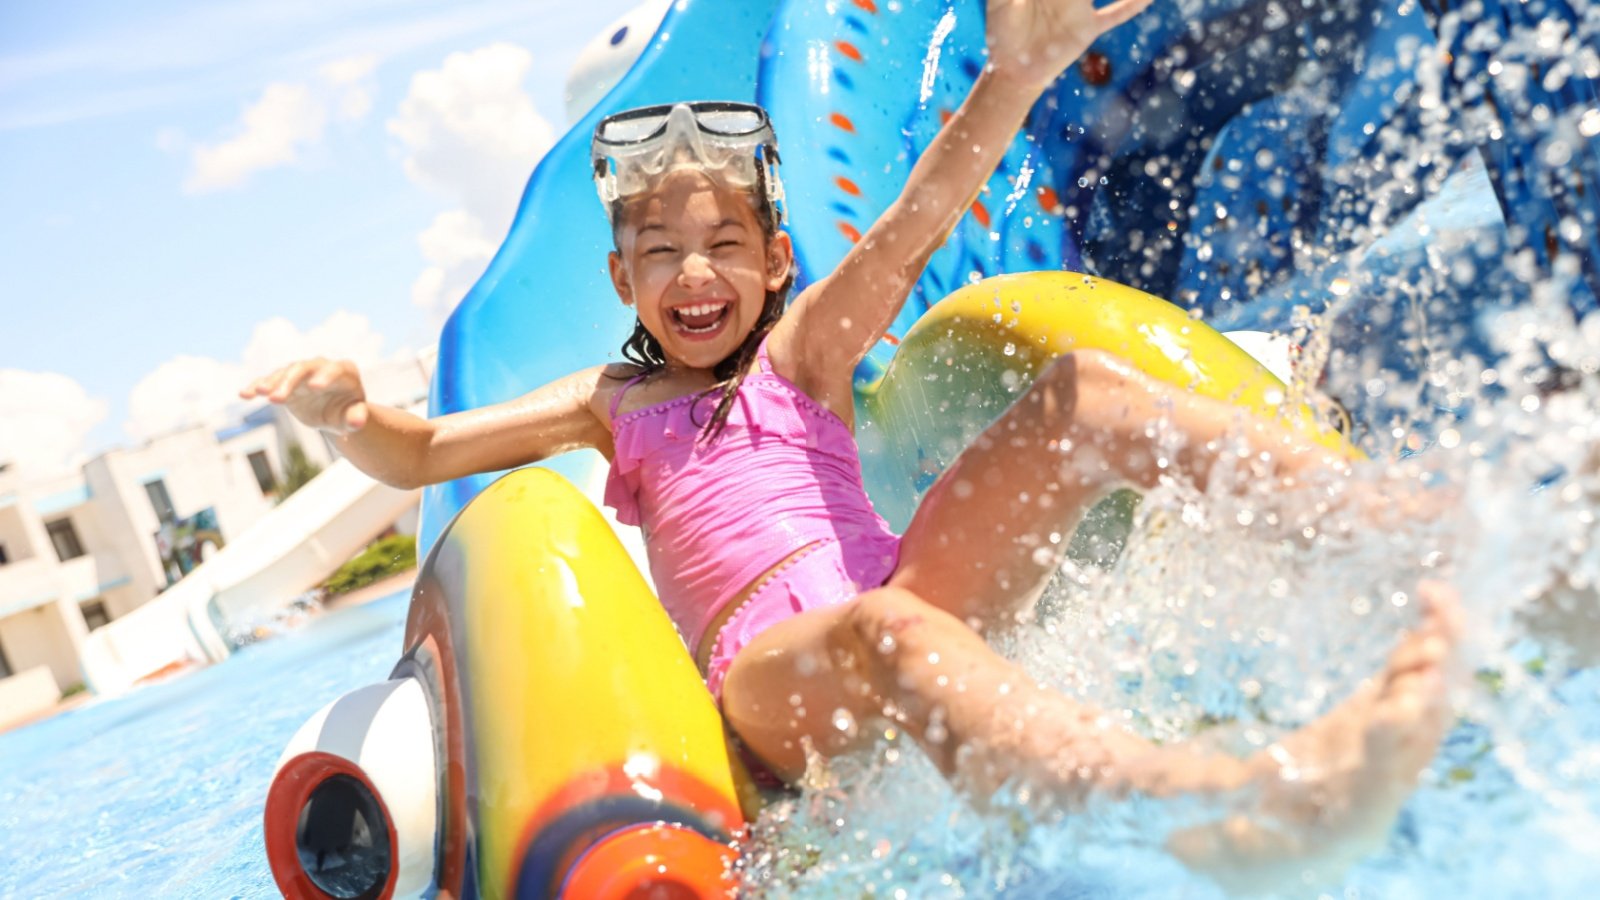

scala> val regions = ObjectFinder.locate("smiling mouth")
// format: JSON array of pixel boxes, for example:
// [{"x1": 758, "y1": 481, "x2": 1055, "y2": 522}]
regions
[{"x1": 670, "y1": 301, "x2": 731, "y2": 334}]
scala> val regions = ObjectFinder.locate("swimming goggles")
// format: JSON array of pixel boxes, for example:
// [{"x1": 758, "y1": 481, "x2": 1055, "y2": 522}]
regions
[{"x1": 591, "y1": 101, "x2": 785, "y2": 227}]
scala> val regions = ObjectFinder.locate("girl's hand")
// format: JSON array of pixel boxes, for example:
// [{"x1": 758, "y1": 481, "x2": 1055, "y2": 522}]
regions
[
  {"x1": 239, "y1": 357, "x2": 370, "y2": 434},
  {"x1": 985, "y1": 0, "x2": 1153, "y2": 91}
]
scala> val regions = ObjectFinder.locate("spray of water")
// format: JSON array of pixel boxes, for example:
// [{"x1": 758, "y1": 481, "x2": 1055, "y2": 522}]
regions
[{"x1": 741, "y1": 2, "x2": 1600, "y2": 896}]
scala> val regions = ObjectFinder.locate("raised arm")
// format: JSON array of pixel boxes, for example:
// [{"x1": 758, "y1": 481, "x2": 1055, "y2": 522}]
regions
[
  {"x1": 239, "y1": 359, "x2": 613, "y2": 490},
  {"x1": 772, "y1": 0, "x2": 1152, "y2": 410}
]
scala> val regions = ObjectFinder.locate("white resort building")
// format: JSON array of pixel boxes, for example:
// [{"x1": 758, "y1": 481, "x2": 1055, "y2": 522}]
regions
[{"x1": 0, "y1": 353, "x2": 432, "y2": 727}]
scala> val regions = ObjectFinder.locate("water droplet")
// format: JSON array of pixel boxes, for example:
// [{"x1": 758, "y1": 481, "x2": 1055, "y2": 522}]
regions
[{"x1": 832, "y1": 707, "x2": 857, "y2": 735}]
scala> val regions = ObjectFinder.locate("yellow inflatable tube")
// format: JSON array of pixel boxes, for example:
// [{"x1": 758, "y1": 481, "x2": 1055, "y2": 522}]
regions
[
  {"x1": 858, "y1": 272, "x2": 1352, "y2": 531},
  {"x1": 405, "y1": 469, "x2": 748, "y2": 898}
]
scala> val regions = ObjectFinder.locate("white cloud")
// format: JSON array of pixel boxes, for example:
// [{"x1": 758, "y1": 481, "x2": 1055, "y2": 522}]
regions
[
  {"x1": 125, "y1": 311, "x2": 404, "y2": 443},
  {"x1": 388, "y1": 42, "x2": 553, "y2": 223},
  {"x1": 183, "y1": 54, "x2": 378, "y2": 192},
  {"x1": 126, "y1": 355, "x2": 249, "y2": 442},
  {"x1": 240, "y1": 310, "x2": 388, "y2": 376},
  {"x1": 418, "y1": 209, "x2": 498, "y2": 268},
  {"x1": 319, "y1": 54, "x2": 378, "y2": 121},
  {"x1": 411, "y1": 210, "x2": 502, "y2": 326},
  {"x1": 0, "y1": 370, "x2": 108, "y2": 481},
  {"x1": 388, "y1": 42, "x2": 554, "y2": 329},
  {"x1": 186, "y1": 82, "x2": 327, "y2": 192}
]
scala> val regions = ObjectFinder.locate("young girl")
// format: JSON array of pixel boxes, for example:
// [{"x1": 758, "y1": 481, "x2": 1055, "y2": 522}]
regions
[{"x1": 243, "y1": 0, "x2": 1456, "y2": 886}]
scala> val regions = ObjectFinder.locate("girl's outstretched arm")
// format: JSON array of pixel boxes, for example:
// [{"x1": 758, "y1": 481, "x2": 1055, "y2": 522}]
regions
[
  {"x1": 240, "y1": 359, "x2": 614, "y2": 490},
  {"x1": 773, "y1": 0, "x2": 1152, "y2": 408}
]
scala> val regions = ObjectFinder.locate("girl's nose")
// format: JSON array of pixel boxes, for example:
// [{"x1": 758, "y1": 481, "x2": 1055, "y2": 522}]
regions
[{"x1": 678, "y1": 253, "x2": 715, "y2": 288}]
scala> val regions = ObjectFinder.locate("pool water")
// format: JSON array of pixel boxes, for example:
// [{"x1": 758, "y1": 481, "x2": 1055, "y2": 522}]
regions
[{"x1": 0, "y1": 589, "x2": 411, "y2": 899}]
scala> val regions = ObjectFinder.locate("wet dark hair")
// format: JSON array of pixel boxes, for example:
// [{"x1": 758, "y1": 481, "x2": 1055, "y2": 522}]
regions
[{"x1": 607, "y1": 180, "x2": 794, "y2": 441}]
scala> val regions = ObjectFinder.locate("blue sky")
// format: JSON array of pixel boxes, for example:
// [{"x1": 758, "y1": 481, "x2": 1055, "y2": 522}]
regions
[{"x1": 1, "y1": 0, "x2": 646, "y2": 479}]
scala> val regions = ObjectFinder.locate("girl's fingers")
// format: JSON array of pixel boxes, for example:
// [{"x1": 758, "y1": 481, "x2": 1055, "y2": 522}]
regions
[
  {"x1": 243, "y1": 360, "x2": 366, "y2": 432},
  {"x1": 267, "y1": 361, "x2": 310, "y2": 401},
  {"x1": 1095, "y1": 0, "x2": 1153, "y2": 29}
]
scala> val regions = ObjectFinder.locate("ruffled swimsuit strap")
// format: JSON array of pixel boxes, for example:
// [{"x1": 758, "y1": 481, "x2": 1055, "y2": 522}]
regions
[
  {"x1": 609, "y1": 370, "x2": 651, "y2": 422},
  {"x1": 755, "y1": 334, "x2": 776, "y2": 375}
]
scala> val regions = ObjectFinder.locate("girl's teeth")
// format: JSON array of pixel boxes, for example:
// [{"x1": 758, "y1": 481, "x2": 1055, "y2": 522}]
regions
[{"x1": 672, "y1": 301, "x2": 728, "y2": 333}]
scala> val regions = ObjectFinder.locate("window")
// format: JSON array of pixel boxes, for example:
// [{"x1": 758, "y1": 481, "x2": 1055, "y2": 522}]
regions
[
  {"x1": 46, "y1": 518, "x2": 85, "y2": 561},
  {"x1": 80, "y1": 599, "x2": 112, "y2": 631},
  {"x1": 247, "y1": 450, "x2": 277, "y2": 494},
  {"x1": 145, "y1": 479, "x2": 176, "y2": 524}
]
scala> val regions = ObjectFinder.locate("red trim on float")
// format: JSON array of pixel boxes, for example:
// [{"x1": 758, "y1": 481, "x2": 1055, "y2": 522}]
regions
[
  {"x1": 404, "y1": 576, "x2": 469, "y2": 895},
  {"x1": 511, "y1": 762, "x2": 746, "y2": 892},
  {"x1": 264, "y1": 751, "x2": 401, "y2": 900},
  {"x1": 562, "y1": 823, "x2": 737, "y2": 899}
]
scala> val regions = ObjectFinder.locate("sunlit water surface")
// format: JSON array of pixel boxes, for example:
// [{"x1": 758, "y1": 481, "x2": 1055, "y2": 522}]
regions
[{"x1": 0, "y1": 590, "x2": 410, "y2": 899}]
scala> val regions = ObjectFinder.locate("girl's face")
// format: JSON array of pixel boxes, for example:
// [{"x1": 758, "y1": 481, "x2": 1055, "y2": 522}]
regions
[{"x1": 608, "y1": 168, "x2": 792, "y2": 372}]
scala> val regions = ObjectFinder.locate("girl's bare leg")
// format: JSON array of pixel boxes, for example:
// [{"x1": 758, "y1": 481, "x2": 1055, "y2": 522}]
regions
[
  {"x1": 722, "y1": 582, "x2": 1456, "y2": 890},
  {"x1": 721, "y1": 585, "x2": 1247, "y2": 793},
  {"x1": 892, "y1": 349, "x2": 1349, "y2": 630},
  {"x1": 720, "y1": 582, "x2": 1456, "y2": 825}
]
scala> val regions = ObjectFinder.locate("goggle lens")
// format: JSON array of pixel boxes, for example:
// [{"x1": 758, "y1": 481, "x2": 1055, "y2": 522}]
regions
[
  {"x1": 597, "y1": 115, "x2": 666, "y2": 144},
  {"x1": 693, "y1": 108, "x2": 765, "y2": 136},
  {"x1": 595, "y1": 103, "x2": 768, "y2": 145}
]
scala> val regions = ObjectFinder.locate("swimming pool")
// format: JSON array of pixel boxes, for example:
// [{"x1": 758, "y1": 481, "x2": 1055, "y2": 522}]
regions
[
  {"x1": 0, "y1": 589, "x2": 411, "y2": 899},
  {"x1": 6, "y1": 564, "x2": 1597, "y2": 898}
]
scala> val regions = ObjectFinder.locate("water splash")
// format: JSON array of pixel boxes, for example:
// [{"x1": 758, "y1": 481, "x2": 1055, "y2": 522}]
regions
[{"x1": 742, "y1": 0, "x2": 1600, "y2": 892}]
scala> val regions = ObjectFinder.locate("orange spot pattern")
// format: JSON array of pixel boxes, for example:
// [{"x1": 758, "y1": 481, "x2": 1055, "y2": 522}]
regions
[
  {"x1": 939, "y1": 108, "x2": 954, "y2": 125},
  {"x1": 853, "y1": 0, "x2": 879, "y2": 12},
  {"x1": 1037, "y1": 186, "x2": 1064, "y2": 214},
  {"x1": 835, "y1": 40, "x2": 863, "y2": 63},
  {"x1": 834, "y1": 176, "x2": 863, "y2": 197},
  {"x1": 837, "y1": 221, "x2": 863, "y2": 243},
  {"x1": 829, "y1": 112, "x2": 856, "y2": 133},
  {"x1": 970, "y1": 200, "x2": 991, "y2": 229},
  {"x1": 879, "y1": 332, "x2": 901, "y2": 346}
]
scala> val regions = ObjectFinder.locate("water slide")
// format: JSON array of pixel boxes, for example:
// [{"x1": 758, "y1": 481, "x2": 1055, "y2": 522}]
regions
[
  {"x1": 81, "y1": 459, "x2": 417, "y2": 695},
  {"x1": 421, "y1": 0, "x2": 1596, "y2": 543}
]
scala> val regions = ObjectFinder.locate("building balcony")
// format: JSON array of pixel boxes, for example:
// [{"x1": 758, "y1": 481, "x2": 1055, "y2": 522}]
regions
[{"x1": 0, "y1": 554, "x2": 130, "y2": 619}]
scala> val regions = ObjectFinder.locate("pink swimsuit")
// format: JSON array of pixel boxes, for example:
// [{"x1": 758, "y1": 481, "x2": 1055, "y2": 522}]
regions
[{"x1": 604, "y1": 340, "x2": 901, "y2": 699}]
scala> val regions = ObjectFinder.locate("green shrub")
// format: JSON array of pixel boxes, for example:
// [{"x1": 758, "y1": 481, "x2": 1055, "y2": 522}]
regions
[
  {"x1": 273, "y1": 443, "x2": 324, "y2": 504},
  {"x1": 322, "y1": 533, "x2": 417, "y2": 597}
]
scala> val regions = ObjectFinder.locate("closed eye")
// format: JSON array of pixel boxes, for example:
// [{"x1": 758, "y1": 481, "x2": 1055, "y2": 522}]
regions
[{"x1": 644, "y1": 245, "x2": 676, "y2": 255}]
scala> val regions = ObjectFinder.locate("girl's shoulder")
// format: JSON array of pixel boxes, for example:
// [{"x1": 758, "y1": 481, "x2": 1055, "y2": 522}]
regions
[
  {"x1": 595, "y1": 363, "x2": 714, "y2": 426},
  {"x1": 591, "y1": 362, "x2": 647, "y2": 424}
]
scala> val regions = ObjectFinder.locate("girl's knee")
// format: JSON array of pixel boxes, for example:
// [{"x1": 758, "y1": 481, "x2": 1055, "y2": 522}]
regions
[
  {"x1": 1037, "y1": 348, "x2": 1131, "y2": 397},
  {"x1": 844, "y1": 587, "x2": 935, "y2": 658}
]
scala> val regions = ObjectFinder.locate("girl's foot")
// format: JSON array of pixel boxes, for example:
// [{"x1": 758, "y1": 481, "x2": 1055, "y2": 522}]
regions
[{"x1": 1169, "y1": 580, "x2": 1459, "y2": 889}]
